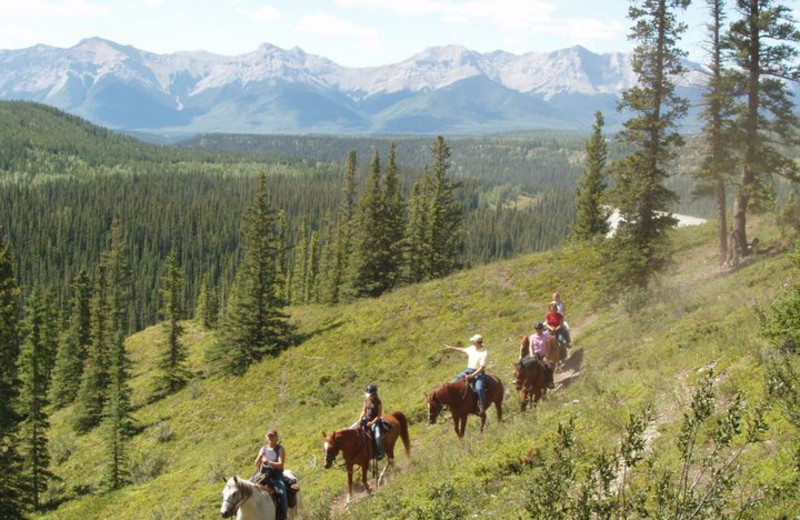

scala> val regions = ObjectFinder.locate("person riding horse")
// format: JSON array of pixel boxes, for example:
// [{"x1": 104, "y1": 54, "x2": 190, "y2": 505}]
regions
[
  {"x1": 354, "y1": 382, "x2": 385, "y2": 460},
  {"x1": 250, "y1": 429, "x2": 288, "y2": 520},
  {"x1": 523, "y1": 322, "x2": 555, "y2": 390},
  {"x1": 444, "y1": 333, "x2": 489, "y2": 414},
  {"x1": 545, "y1": 302, "x2": 570, "y2": 349}
]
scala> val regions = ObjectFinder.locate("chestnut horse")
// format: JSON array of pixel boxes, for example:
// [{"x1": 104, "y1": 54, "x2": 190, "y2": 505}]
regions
[
  {"x1": 425, "y1": 374, "x2": 504, "y2": 438},
  {"x1": 520, "y1": 334, "x2": 566, "y2": 370},
  {"x1": 322, "y1": 411, "x2": 410, "y2": 503},
  {"x1": 513, "y1": 356, "x2": 551, "y2": 411}
]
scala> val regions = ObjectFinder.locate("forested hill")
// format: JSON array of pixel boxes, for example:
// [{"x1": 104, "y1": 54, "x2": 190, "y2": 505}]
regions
[
  {"x1": 0, "y1": 101, "x2": 577, "y2": 331},
  {"x1": 32, "y1": 215, "x2": 800, "y2": 519}
]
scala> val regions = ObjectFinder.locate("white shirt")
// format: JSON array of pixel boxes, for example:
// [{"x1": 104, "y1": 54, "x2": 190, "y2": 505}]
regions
[{"x1": 465, "y1": 345, "x2": 488, "y2": 370}]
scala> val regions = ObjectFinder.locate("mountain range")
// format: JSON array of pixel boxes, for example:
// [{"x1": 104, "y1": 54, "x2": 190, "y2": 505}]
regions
[{"x1": 0, "y1": 37, "x2": 710, "y2": 135}]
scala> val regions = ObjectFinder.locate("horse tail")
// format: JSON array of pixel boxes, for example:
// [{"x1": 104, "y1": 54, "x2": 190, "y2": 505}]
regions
[{"x1": 391, "y1": 411, "x2": 411, "y2": 458}]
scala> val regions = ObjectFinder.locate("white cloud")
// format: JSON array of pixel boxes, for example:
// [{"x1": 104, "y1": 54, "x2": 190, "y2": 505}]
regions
[
  {"x1": 249, "y1": 5, "x2": 281, "y2": 22},
  {"x1": 0, "y1": 23, "x2": 41, "y2": 49},
  {"x1": 0, "y1": 0, "x2": 111, "y2": 17},
  {"x1": 334, "y1": 0, "x2": 442, "y2": 15},
  {"x1": 296, "y1": 12, "x2": 380, "y2": 41},
  {"x1": 565, "y1": 18, "x2": 625, "y2": 42}
]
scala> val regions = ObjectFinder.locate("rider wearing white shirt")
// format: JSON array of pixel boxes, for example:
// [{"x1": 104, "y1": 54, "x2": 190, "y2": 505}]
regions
[{"x1": 444, "y1": 334, "x2": 489, "y2": 413}]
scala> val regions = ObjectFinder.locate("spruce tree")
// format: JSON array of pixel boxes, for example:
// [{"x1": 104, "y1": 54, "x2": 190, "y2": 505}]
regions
[
  {"x1": 306, "y1": 230, "x2": 320, "y2": 302},
  {"x1": 425, "y1": 136, "x2": 464, "y2": 279},
  {"x1": 404, "y1": 180, "x2": 431, "y2": 284},
  {"x1": 18, "y1": 288, "x2": 55, "y2": 510},
  {"x1": 605, "y1": 0, "x2": 690, "y2": 289},
  {"x1": 102, "y1": 219, "x2": 134, "y2": 489},
  {"x1": 208, "y1": 173, "x2": 294, "y2": 375},
  {"x1": 727, "y1": 0, "x2": 800, "y2": 262},
  {"x1": 349, "y1": 148, "x2": 387, "y2": 297},
  {"x1": 381, "y1": 141, "x2": 407, "y2": 290},
  {"x1": 0, "y1": 231, "x2": 26, "y2": 518},
  {"x1": 71, "y1": 263, "x2": 110, "y2": 433},
  {"x1": 154, "y1": 251, "x2": 190, "y2": 399},
  {"x1": 571, "y1": 111, "x2": 610, "y2": 241},
  {"x1": 49, "y1": 268, "x2": 92, "y2": 408},
  {"x1": 195, "y1": 274, "x2": 218, "y2": 329},
  {"x1": 695, "y1": 0, "x2": 738, "y2": 264},
  {"x1": 324, "y1": 150, "x2": 357, "y2": 303}
]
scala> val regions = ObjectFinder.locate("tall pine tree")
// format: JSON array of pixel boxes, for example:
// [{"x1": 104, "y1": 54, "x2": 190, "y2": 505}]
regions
[
  {"x1": 381, "y1": 141, "x2": 407, "y2": 290},
  {"x1": 153, "y1": 251, "x2": 190, "y2": 399},
  {"x1": 571, "y1": 111, "x2": 610, "y2": 241},
  {"x1": 18, "y1": 287, "x2": 55, "y2": 511},
  {"x1": 605, "y1": 0, "x2": 689, "y2": 289},
  {"x1": 349, "y1": 148, "x2": 387, "y2": 297},
  {"x1": 324, "y1": 150, "x2": 358, "y2": 303},
  {"x1": 425, "y1": 136, "x2": 463, "y2": 279},
  {"x1": 727, "y1": 0, "x2": 800, "y2": 262},
  {"x1": 208, "y1": 173, "x2": 294, "y2": 375},
  {"x1": 0, "y1": 230, "x2": 26, "y2": 518},
  {"x1": 49, "y1": 268, "x2": 92, "y2": 408},
  {"x1": 102, "y1": 219, "x2": 134, "y2": 489}
]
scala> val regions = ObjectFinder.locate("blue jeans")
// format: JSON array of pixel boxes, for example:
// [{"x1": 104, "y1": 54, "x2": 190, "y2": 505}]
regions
[
  {"x1": 453, "y1": 369, "x2": 488, "y2": 410},
  {"x1": 371, "y1": 423, "x2": 384, "y2": 459},
  {"x1": 273, "y1": 476, "x2": 288, "y2": 520}
]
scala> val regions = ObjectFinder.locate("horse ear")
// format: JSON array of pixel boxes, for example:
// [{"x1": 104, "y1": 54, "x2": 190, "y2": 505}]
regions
[
  {"x1": 322, "y1": 431, "x2": 327, "y2": 438},
  {"x1": 233, "y1": 476, "x2": 239, "y2": 484}
]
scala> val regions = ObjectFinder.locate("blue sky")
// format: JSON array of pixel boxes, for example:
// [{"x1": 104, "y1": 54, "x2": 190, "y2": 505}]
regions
[{"x1": 0, "y1": 0, "x2": 719, "y2": 67}]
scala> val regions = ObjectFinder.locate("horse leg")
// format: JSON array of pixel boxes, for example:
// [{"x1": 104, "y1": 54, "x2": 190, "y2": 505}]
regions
[
  {"x1": 361, "y1": 464, "x2": 372, "y2": 495},
  {"x1": 346, "y1": 467, "x2": 354, "y2": 503},
  {"x1": 479, "y1": 412, "x2": 486, "y2": 432},
  {"x1": 377, "y1": 457, "x2": 393, "y2": 487}
]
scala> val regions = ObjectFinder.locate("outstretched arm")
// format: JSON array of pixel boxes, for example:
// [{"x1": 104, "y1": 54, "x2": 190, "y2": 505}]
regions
[{"x1": 443, "y1": 344, "x2": 466, "y2": 353}]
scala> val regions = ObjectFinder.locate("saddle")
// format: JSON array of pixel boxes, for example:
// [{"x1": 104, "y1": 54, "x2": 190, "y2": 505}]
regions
[{"x1": 253, "y1": 469, "x2": 300, "y2": 509}]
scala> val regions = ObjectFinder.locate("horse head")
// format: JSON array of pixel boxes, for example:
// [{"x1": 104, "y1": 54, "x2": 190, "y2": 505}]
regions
[
  {"x1": 322, "y1": 431, "x2": 340, "y2": 469},
  {"x1": 220, "y1": 476, "x2": 249, "y2": 518},
  {"x1": 513, "y1": 361, "x2": 525, "y2": 391},
  {"x1": 425, "y1": 389, "x2": 443, "y2": 424}
]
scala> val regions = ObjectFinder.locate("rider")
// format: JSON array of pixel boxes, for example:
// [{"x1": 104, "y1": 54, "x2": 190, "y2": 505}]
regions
[
  {"x1": 444, "y1": 334, "x2": 489, "y2": 414},
  {"x1": 552, "y1": 291, "x2": 572, "y2": 347},
  {"x1": 355, "y1": 382, "x2": 385, "y2": 460},
  {"x1": 251, "y1": 429, "x2": 288, "y2": 520},
  {"x1": 527, "y1": 322, "x2": 555, "y2": 389},
  {"x1": 545, "y1": 301, "x2": 569, "y2": 348}
]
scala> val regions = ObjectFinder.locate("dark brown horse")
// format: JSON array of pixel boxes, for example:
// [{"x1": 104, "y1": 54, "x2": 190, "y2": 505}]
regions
[
  {"x1": 322, "y1": 411, "x2": 410, "y2": 503},
  {"x1": 513, "y1": 356, "x2": 551, "y2": 411},
  {"x1": 520, "y1": 334, "x2": 566, "y2": 370},
  {"x1": 425, "y1": 374, "x2": 504, "y2": 438}
]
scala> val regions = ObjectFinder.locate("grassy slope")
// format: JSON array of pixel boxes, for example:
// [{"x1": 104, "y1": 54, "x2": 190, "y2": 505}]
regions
[{"x1": 36, "y1": 216, "x2": 798, "y2": 519}]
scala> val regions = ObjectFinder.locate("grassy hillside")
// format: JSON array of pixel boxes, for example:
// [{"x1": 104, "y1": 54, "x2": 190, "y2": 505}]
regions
[{"x1": 35, "y1": 216, "x2": 799, "y2": 519}]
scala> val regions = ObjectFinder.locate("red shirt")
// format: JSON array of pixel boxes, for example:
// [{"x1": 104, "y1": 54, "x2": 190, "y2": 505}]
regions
[{"x1": 545, "y1": 311, "x2": 563, "y2": 328}]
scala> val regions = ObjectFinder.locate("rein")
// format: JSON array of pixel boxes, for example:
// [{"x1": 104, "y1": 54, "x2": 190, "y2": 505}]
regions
[{"x1": 224, "y1": 480, "x2": 253, "y2": 516}]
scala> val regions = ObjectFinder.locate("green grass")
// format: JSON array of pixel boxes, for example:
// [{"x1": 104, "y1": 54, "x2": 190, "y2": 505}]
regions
[{"x1": 35, "y1": 216, "x2": 800, "y2": 519}]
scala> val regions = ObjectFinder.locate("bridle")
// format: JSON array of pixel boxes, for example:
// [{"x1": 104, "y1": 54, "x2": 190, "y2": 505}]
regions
[
  {"x1": 427, "y1": 389, "x2": 450, "y2": 424},
  {"x1": 221, "y1": 480, "x2": 252, "y2": 518}
]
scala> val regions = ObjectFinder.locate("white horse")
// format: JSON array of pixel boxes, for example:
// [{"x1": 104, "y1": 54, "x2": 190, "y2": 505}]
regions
[{"x1": 219, "y1": 475, "x2": 300, "y2": 520}]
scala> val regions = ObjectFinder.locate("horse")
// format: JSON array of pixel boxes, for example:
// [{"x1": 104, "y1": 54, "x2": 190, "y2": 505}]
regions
[
  {"x1": 219, "y1": 475, "x2": 301, "y2": 520},
  {"x1": 322, "y1": 410, "x2": 411, "y2": 503},
  {"x1": 425, "y1": 374, "x2": 504, "y2": 438},
  {"x1": 520, "y1": 333, "x2": 566, "y2": 371},
  {"x1": 513, "y1": 356, "x2": 550, "y2": 411}
]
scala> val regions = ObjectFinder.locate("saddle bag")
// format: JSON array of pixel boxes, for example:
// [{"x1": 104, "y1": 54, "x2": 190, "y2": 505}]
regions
[{"x1": 283, "y1": 469, "x2": 300, "y2": 508}]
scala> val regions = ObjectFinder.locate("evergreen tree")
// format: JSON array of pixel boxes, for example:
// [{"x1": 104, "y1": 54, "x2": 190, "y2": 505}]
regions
[
  {"x1": 571, "y1": 111, "x2": 610, "y2": 240},
  {"x1": 404, "y1": 180, "x2": 431, "y2": 284},
  {"x1": 102, "y1": 219, "x2": 134, "y2": 489},
  {"x1": 195, "y1": 274, "x2": 218, "y2": 329},
  {"x1": 49, "y1": 268, "x2": 93, "y2": 408},
  {"x1": 154, "y1": 251, "x2": 190, "y2": 399},
  {"x1": 381, "y1": 141, "x2": 407, "y2": 290},
  {"x1": 208, "y1": 173, "x2": 294, "y2": 375},
  {"x1": 39, "y1": 287, "x2": 59, "y2": 392},
  {"x1": 0, "y1": 230, "x2": 26, "y2": 519},
  {"x1": 306, "y1": 230, "x2": 320, "y2": 303},
  {"x1": 605, "y1": 0, "x2": 689, "y2": 289},
  {"x1": 324, "y1": 150, "x2": 357, "y2": 303},
  {"x1": 349, "y1": 148, "x2": 388, "y2": 297},
  {"x1": 71, "y1": 263, "x2": 110, "y2": 433},
  {"x1": 292, "y1": 218, "x2": 309, "y2": 303},
  {"x1": 17, "y1": 288, "x2": 55, "y2": 510},
  {"x1": 727, "y1": 0, "x2": 800, "y2": 262},
  {"x1": 425, "y1": 136, "x2": 464, "y2": 279}
]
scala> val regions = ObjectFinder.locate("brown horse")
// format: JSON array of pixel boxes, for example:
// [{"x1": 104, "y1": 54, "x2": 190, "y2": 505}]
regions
[
  {"x1": 513, "y1": 356, "x2": 551, "y2": 411},
  {"x1": 520, "y1": 334, "x2": 566, "y2": 370},
  {"x1": 425, "y1": 374, "x2": 504, "y2": 438},
  {"x1": 322, "y1": 411, "x2": 410, "y2": 503}
]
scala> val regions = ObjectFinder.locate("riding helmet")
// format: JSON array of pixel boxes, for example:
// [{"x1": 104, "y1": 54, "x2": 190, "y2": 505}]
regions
[{"x1": 365, "y1": 382, "x2": 377, "y2": 395}]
